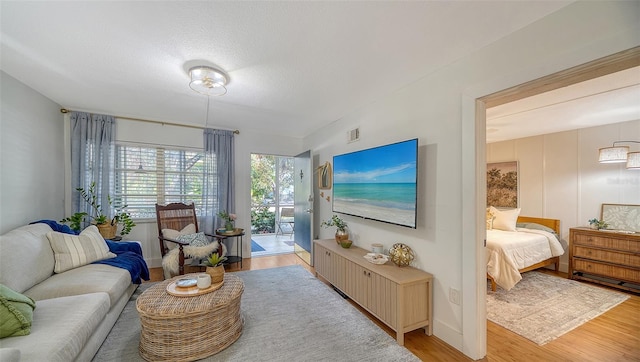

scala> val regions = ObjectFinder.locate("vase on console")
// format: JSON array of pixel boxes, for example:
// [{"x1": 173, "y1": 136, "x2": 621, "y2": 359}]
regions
[{"x1": 335, "y1": 229, "x2": 349, "y2": 245}]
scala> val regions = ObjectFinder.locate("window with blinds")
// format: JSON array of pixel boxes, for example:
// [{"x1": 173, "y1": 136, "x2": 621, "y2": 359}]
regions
[{"x1": 114, "y1": 144, "x2": 210, "y2": 219}]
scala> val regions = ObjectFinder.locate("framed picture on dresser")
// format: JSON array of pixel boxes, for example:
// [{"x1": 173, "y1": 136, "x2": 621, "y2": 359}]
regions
[{"x1": 601, "y1": 203, "x2": 640, "y2": 232}]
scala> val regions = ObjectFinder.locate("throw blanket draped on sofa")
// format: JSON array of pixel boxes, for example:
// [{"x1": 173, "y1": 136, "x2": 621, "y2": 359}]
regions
[{"x1": 30, "y1": 220, "x2": 149, "y2": 284}]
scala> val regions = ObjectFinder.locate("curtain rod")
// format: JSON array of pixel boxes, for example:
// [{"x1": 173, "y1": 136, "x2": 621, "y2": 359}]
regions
[{"x1": 60, "y1": 108, "x2": 239, "y2": 134}]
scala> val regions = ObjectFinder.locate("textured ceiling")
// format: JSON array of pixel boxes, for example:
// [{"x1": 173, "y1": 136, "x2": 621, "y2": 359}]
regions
[{"x1": 2, "y1": 1, "x2": 613, "y2": 140}]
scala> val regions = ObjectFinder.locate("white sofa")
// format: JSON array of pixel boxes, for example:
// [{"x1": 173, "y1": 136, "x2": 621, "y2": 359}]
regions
[{"x1": 0, "y1": 223, "x2": 138, "y2": 361}]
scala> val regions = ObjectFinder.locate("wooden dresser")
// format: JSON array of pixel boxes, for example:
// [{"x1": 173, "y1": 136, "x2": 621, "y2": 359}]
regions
[
  {"x1": 569, "y1": 227, "x2": 640, "y2": 292},
  {"x1": 313, "y1": 239, "x2": 433, "y2": 346}
]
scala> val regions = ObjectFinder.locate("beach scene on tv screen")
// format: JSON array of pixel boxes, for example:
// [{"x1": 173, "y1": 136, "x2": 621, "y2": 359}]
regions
[{"x1": 333, "y1": 139, "x2": 417, "y2": 228}]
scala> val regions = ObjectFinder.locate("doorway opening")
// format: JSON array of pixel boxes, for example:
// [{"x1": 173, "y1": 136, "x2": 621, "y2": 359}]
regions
[
  {"x1": 250, "y1": 153, "x2": 295, "y2": 257},
  {"x1": 468, "y1": 47, "x2": 639, "y2": 359}
]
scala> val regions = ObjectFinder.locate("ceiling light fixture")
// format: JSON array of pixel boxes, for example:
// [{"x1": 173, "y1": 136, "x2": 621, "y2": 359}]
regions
[
  {"x1": 626, "y1": 152, "x2": 640, "y2": 170},
  {"x1": 598, "y1": 141, "x2": 640, "y2": 169},
  {"x1": 188, "y1": 65, "x2": 228, "y2": 96}
]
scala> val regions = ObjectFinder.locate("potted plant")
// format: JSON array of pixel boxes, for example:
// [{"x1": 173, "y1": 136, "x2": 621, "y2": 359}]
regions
[
  {"x1": 321, "y1": 214, "x2": 349, "y2": 245},
  {"x1": 218, "y1": 210, "x2": 237, "y2": 231},
  {"x1": 61, "y1": 182, "x2": 136, "y2": 239},
  {"x1": 588, "y1": 218, "x2": 609, "y2": 230},
  {"x1": 204, "y1": 253, "x2": 227, "y2": 284}
]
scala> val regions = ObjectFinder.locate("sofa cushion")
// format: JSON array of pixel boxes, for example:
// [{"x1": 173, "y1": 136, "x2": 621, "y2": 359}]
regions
[
  {"x1": 0, "y1": 224, "x2": 55, "y2": 293},
  {"x1": 47, "y1": 226, "x2": 116, "y2": 273},
  {"x1": 0, "y1": 284, "x2": 36, "y2": 338},
  {"x1": 24, "y1": 264, "x2": 131, "y2": 307},
  {"x1": 0, "y1": 348, "x2": 20, "y2": 362},
  {"x1": 0, "y1": 293, "x2": 110, "y2": 362}
]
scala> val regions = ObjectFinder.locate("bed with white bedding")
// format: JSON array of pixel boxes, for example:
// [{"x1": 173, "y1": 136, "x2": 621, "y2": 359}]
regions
[{"x1": 486, "y1": 208, "x2": 564, "y2": 291}]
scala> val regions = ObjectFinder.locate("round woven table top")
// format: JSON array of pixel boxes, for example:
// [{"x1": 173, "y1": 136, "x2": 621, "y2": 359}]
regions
[{"x1": 136, "y1": 273, "x2": 244, "y2": 318}]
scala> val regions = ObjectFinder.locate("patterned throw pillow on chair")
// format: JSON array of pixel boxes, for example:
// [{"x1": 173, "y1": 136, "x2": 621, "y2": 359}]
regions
[{"x1": 176, "y1": 232, "x2": 211, "y2": 247}]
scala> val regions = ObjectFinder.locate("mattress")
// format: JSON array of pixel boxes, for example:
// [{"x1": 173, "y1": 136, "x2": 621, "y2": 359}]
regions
[{"x1": 486, "y1": 227, "x2": 564, "y2": 290}]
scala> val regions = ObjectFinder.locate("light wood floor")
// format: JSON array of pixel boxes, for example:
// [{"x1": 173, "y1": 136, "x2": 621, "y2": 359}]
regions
[{"x1": 148, "y1": 255, "x2": 640, "y2": 362}]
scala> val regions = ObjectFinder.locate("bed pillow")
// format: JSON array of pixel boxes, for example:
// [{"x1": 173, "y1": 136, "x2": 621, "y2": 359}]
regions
[
  {"x1": 162, "y1": 223, "x2": 197, "y2": 250},
  {"x1": 517, "y1": 222, "x2": 559, "y2": 239},
  {"x1": 47, "y1": 225, "x2": 116, "y2": 273},
  {"x1": 486, "y1": 208, "x2": 495, "y2": 230},
  {"x1": 490, "y1": 206, "x2": 521, "y2": 232},
  {"x1": 0, "y1": 284, "x2": 36, "y2": 338}
]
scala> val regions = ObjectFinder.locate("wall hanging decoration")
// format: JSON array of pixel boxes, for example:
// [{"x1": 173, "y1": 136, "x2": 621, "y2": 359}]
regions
[
  {"x1": 487, "y1": 161, "x2": 518, "y2": 208},
  {"x1": 318, "y1": 161, "x2": 332, "y2": 190}
]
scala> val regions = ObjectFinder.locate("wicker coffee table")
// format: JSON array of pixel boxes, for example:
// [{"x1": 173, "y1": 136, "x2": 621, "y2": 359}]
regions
[{"x1": 136, "y1": 273, "x2": 244, "y2": 361}]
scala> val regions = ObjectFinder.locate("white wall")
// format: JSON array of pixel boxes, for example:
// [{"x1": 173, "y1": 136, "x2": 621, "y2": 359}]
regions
[
  {"x1": 303, "y1": 1, "x2": 640, "y2": 359},
  {"x1": 0, "y1": 71, "x2": 64, "y2": 233},
  {"x1": 487, "y1": 120, "x2": 640, "y2": 272}
]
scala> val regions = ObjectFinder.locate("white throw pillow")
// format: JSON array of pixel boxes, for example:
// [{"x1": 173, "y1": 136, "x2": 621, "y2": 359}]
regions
[
  {"x1": 486, "y1": 208, "x2": 494, "y2": 230},
  {"x1": 162, "y1": 224, "x2": 196, "y2": 250},
  {"x1": 490, "y1": 206, "x2": 521, "y2": 232},
  {"x1": 47, "y1": 225, "x2": 116, "y2": 273}
]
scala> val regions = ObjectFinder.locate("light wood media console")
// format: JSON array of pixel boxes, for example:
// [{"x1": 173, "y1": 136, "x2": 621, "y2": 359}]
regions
[{"x1": 313, "y1": 239, "x2": 433, "y2": 345}]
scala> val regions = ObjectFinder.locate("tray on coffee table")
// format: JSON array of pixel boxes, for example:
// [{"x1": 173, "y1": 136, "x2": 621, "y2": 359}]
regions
[{"x1": 166, "y1": 280, "x2": 223, "y2": 297}]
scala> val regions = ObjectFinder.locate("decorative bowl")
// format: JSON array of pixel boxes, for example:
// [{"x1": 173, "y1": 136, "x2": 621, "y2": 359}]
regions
[
  {"x1": 363, "y1": 253, "x2": 389, "y2": 265},
  {"x1": 217, "y1": 228, "x2": 244, "y2": 236},
  {"x1": 340, "y1": 239, "x2": 352, "y2": 248}
]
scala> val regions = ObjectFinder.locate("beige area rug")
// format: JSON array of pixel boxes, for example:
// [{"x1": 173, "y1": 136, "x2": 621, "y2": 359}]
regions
[{"x1": 487, "y1": 271, "x2": 629, "y2": 345}]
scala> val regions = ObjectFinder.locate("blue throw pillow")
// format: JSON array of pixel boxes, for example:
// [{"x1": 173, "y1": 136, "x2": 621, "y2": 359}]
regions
[{"x1": 176, "y1": 232, "x2": 211, "y2": 247}]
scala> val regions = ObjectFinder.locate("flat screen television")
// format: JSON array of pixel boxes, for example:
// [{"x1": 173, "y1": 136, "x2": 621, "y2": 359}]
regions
[{"x1": 332, "y1": 138, "x2": 418, "y2": 228}]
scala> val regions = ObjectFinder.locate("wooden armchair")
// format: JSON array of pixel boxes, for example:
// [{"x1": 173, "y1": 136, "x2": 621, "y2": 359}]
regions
[{"x1": 156, "y1": 202, "x2": 223, "y2": 276}]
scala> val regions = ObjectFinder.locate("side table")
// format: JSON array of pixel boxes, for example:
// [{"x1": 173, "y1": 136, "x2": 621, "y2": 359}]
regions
[
  {"x1": 136, "y1": 273, "x2": 244, "y2": 361},
  {"x1": 217, "y1": 230, "x2": 245, "y2": 268}
]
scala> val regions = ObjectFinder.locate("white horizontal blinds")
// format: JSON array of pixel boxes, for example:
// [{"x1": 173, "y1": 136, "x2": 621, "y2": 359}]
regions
[
  {"x1": 163, "y1": 149, "x2": 206, "y2": 215},
  {"x1": 114, "y1": 146, "x2": 160, "y2": 218},
  {"x1": 114, "y1": 144, "x2": 208, "y2": 218}
]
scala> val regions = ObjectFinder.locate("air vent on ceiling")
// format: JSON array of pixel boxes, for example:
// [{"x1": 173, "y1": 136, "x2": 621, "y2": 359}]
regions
[{"x1": 347, "y1": 128, "x2": 360, "y2": 143}]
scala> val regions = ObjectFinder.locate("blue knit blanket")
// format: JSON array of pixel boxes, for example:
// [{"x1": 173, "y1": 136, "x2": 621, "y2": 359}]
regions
[{"x1": 31, "y1": 220, "x2": 150, "y2": 284}]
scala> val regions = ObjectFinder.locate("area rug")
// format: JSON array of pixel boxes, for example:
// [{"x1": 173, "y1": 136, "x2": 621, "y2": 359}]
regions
[
  {"x1": 93, "y1": 265, "x2": 419, "y2": 361},
  {"x1": 251, "y1": 239, "x2": 265, "y2": 252},
  {"x1": 487, "y1": 271, "x2": 629, "y2": 345}
]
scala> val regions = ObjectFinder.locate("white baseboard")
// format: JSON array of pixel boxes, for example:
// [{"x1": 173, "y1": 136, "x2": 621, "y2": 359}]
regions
[
  {"x1": 146, "y1": 257, "x2": 162, "y2": 269},
  {"x1": 433, "y1": 319, "x2": 463, "y2": 354}
]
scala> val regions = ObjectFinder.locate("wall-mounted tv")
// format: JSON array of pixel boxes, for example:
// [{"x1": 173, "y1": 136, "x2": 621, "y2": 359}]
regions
[{"x1": 332, "y1": 138, "x2": 418, "y2": 228}]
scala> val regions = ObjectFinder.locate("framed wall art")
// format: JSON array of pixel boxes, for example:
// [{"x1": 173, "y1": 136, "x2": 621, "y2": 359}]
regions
[
  {"x1": 601, "y1": 203, "x2": 640, "y2": 232},
  {"x1": 487, "y1": 161, "x2": 518, "y2": 208}
]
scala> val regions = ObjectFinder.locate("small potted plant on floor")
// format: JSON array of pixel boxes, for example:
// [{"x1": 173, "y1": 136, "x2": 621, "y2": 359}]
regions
[
  {"x1": 61, "y1": 182, "x2": 135, "y2": 239},
  {"x1": 204, "y1": 253, "x2": 227, "y2": 284}
]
